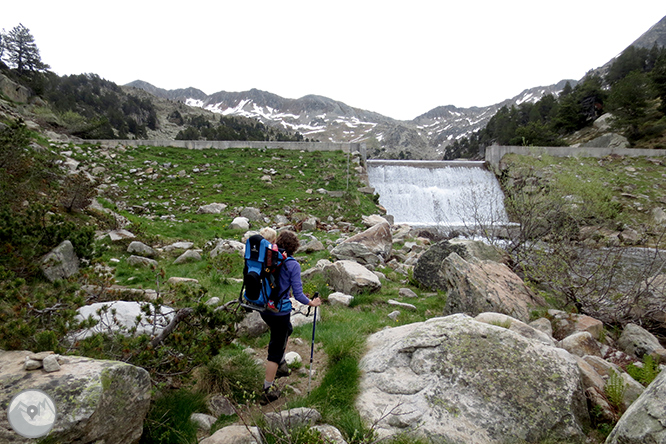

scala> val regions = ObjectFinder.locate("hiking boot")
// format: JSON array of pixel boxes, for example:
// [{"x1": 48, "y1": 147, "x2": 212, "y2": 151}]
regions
[
  {"x1": 266, "y1": 300, "x2": 279, "y2": 313},
  {"x1": 261, "y1": 384, "x2": 281, "y2": 404},
  {"x1": 276, "y1": 360, "x2": 291, "y2": 378}
]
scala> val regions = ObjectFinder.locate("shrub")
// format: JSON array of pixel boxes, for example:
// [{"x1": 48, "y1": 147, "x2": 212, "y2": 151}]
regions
[
  {"x1": 198, "y1": 348, "x2": 263, "y2": 404},
  {"x1": 604, "y1": 369, "x2": 626, "y2": 412},
  {"x1": 626, "y1": 355, "x2": 661, "y2": 387}
]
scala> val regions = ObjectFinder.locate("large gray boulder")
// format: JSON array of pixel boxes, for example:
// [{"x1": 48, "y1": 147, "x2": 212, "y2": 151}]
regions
[
  {"x1": 0, "y1": 350, "x2": 150, "y2": 444},
  {"x1": 606, "y1": 368, "x2": 666, "y2": 444},
  {"x1": 618, "y1": 323, "x2": 664, "y2": 359},
  {"x1": 357, "y1": 314, "x2": 589, "y2": 444},
  {"x1": 413, "y1": 239, "x2": 504, "y2": 290},
  {"x1": 41, "y1": 240, "x2": 80, "y2": 282},
  {"x1": 127, "y1": 241, "x2": 157, "y2": 258},
  {"x1": 324, "y1": 260, "x2": 381, "y2": 295},
  {"x1": 330, "y1": 242, "x2": 381, "y2": 266},
  {"x1": 340, "y1": 221, "x2": 392, "y2": 260},
  {"x1": 443, "y1": 253, "x2": 546, "y2": 322}
]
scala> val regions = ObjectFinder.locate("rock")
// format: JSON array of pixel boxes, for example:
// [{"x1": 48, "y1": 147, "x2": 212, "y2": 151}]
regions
[
  {"x1": 24, "y1": 357, "x2": 42, "y2": 370},
  {"x1": 240, "y1": 207, "x2": 264, "y2": 221},
  {"x1": 413, "y1": 239, "x2": 504, "y2": 290},
  {"x1": 312, "y1": 424, "x2": 349, "y2": 444},
  {"x1": 398, "y1": 288, "x2": 418, "y2": 298},
  {"x1": 164, "y1": 241, "x2": 194, "y2": 252},
  {"x1": 302, "y1": 216, "x2": 318, "y2": 231},
  {"x1": 357, "y1": 186, "x2": 376, "y2": 195},
  {"x1": 285, "y1": 351, "x2": 302, "y2": 365},
  {"x1": 442, "y1": 253, "x2": 545, "y2": 322},
  {"x1": 207, "y1": 394, "x2": 236, "y2": 417},
  {"x1": 0, "y1": 350, "x2": 151, "y2": 444},
  {"x1": 573, "y1": 356, "x2": 606, "y2": 392},
  {"x1": 475, "y1": 312, "x2": 556, "y2": 346},
  {"x1": 324, "y1": 260, "x2": 381, "y2": 295},
  {"x1": 529, "y1": 318, "x2": 553, "y2": 337},
  {"x1": 68, "y1": 301, "x2": 175, "y2": 341},
  {"x1": 210, "y1": 239, "x2": 245, "y2": 258},
  {"x1": 127, "y1": 241, "x2": 157, "y2": 258},
  {"x1": 585, "y1": 387, "x2": 618, "y2": 424},
  {"x1": 173, "y1": 249, "x2": 202, "y2": 265},
  {"x1": 230, "y1": 217, "x2": 250, "y2": 231},
  {"x1": 652, "y1": 207, "x2": 666, "y2": 225},
  {"x1": 127, "y1": 255, "x2": 158, "y2": 268},
  {"x1": 357, "y1": 314, "x2": 589, "y2": 443},
  {"x1": 236, "y1": 311, "x2": 269, "y2": 338},
  {"x1": 108, "y1": 229, "x2": 135, "y2": 241},
  {"x1": 330, "y1": 242, "x2": 381, "y2": 266},
  {"x1": 361, "y1": 214, "x2": 389, "y2": 227},
  {"x1": 300, "y1": 238, "x2": 325, "y2": 253},
  {"x1": 387, "y1": 310, "x2": 400, "y2": 321},
  {"x1": 42, "y1": 354, "x2": 61, "y2": 372},
  {"x1": 618, "y1": 323, "x2": 664, "y2": 359},
  {"x1": 200, "y1": 425, "x2": 262, "y2": 444},
  {"x1": 197, "y1": 202, "x2": 227, "y2": 214},
  {"x1": 606, "y1": 368, "x2": 666, "y2": 444},
  {"x1": 340, "y1": 221, "x2": 392, "y2": 260},
  {"x1": 41, "y1": 240, "x2": 80, "y2": 282},
  {"x1": 548, "y1": 311, "x2": 604, "y2": 341},
  {"x1": 190, "y1": 413, "x2": 218, "y2": 432},
  {"x1": 387, "y1": 299, "x2": 417, "y2": 311},
  {"x1": 593, "y1": 113, "x2": 615, "y2": 131},
  {"x1": 206, "y1": 297, "x2": 220, "y2": 306},
  {"x1": 264, "y1": 407, "x2": 321, "y2": 433},
  {"x1": 328, "y1": 292, "x2": 354, "y2": 307},
  {"x1": 559, "y1": 331, "x2": 603, "y2": 358},
  {"x1": 167, "y1": 277, "x2": 199, "y2": 285}
]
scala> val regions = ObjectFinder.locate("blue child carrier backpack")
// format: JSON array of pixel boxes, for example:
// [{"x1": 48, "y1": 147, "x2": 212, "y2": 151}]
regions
[{"x1": 239, "y1": 234, "x2": 292, "y2": 313}]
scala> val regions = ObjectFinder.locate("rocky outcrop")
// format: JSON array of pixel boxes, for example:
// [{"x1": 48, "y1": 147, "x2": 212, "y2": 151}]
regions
[
  {"x1": 606, "y1": 368, "x2": 666, "y2": 444},
  {"x1": 41, "y1": 240, "x2": 80, "y2": 282},
  {"x1": 442, "y1": 253, "x2": 546, "y2": 322},
  {"x1": 0, "y1": 350, "x2": 151, "y2": 444},
  {"x1": 357, "y1": 314, "x2": 589, "y2": 444},
  {"x1": 618, "y1": 323, "x2": 666, "y2": 359}
]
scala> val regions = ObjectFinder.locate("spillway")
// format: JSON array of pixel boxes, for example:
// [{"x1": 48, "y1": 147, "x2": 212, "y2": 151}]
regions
[{"x1": 366, "y1": 160, "x2": 509, "y2": 228}]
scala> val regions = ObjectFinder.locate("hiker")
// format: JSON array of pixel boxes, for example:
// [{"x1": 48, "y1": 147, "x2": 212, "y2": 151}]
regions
[{"x1": 261, "y1": 230, "x2": 321, "y2": 403}]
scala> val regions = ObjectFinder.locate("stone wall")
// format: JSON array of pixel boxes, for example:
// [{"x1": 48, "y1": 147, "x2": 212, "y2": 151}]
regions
[{"x1": 485, "y1": 145, "x2": 666, "y2": 169}]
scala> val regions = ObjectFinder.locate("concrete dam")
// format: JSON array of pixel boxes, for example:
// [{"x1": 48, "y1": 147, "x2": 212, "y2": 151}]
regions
[{"x1": 366, "y1": 160, "x2": 509, "y2": 228}]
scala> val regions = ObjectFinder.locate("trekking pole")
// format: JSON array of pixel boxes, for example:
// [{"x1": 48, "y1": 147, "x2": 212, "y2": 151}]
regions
[{"x1": 308, "y1": 292, "x2": 319, "y2": 394}]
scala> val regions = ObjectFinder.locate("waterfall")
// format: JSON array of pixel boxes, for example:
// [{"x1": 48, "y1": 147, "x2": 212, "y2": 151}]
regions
[{"x1": 367, "y1": 160, "x2": 509, "y2": 228}]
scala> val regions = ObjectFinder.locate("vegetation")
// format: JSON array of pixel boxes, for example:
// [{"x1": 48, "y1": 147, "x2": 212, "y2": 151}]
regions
[{"x1": 446, "y1": 44, "x2": 666, "y2": 159}]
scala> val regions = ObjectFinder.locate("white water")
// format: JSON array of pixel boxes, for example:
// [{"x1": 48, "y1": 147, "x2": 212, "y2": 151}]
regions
[{"x1": 367, "y1": 160, "x2": 509, "y2": 228}]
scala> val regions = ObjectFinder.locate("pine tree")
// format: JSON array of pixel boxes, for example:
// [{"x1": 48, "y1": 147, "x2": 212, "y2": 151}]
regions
[{"x1": 3, "y1": 24, "x2": 49, "y2": 73}]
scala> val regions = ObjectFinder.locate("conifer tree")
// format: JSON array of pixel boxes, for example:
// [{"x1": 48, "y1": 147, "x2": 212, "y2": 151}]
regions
[{"x1": 2, "y1": 24, "x2": 49, "y2": 73}]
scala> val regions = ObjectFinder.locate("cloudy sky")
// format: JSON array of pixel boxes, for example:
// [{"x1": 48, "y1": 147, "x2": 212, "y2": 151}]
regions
[{"x1": 2, "y1": 1, "x2": 664, "y2": 120}]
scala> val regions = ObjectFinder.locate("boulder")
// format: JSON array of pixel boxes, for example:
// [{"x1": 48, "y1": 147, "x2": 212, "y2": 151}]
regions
[
  {"x1": 442, "y1": 253, "x2": 545, "y2": 322},
  {"x1": 548, "y1": 311, "x2": 604, "y2": 341},
  {"x1": 210, "y1": 239, "x2": 245, "y2": 258},
  {"x1": 68, "y1": 301, "x2": 175, "y2": 342},
  {"x1": 529, "y1": 318, "x2": 554, "y2": 337},
  {"x1": 190, "y1": 413, "x2": 217, "y2": 432},
  {"x1": 197, "y1": 202, "x2": 227, "y2": 214},
  {"x1": 200, "y1": 425, "x2": 262, "y2": 444},
  {"x1": 328, "y1": 292, "x2": 354, "y2": 307},
  {"x1": 357, "y1": 314, "x2": 589, "y2": 443},
  {"x1": 164, "y1": 241, "x2": 194, "y2": 252},
  {"x1": 606, "y1": 368, "x2": 666, "y2": 444},
  {"x1": 0, "y1": 350, "x2": 150, "y2": 444},
  {"x1": 236, "y1": 311, "x2": 269, "y2": 338},
  {"x1": 324, "y1": 260, "x2": 381, "y2": 295},
  {"x1": 41, "y1": 240, "x2": 80, "y2": 282},
  {"x1": 300, "y1": 238, "x2": 325, "y2": 253},
  {"x1": 340, "y1": 221, "x2": 392, "y2": 260},
  {"x1": 413, "y1": 239, "x2": 504, "y2": 290},
  {"x1": 264, "y1": 407, "x2": 321, "y2": 433},
  {"x1": 173, "y1": 250, "x2": 202, "y2": 265},
  {"x1": 398, "y1": 288, "x2": 418, "y2": 298},
  {"x1": 240, "y1": 207, "x2": 264, "y2": 222},
  {"x1": 108, "y1": 229, "x2": 135, "y2": 241},
  {"x1": 302, "y1": 217, "x2": 318, "y2": 231},
  {"x1": 127, "y1": 255, "x2": 158, "y2": 268},
  {"x1": 361, "y1": 214, "x2": 389, "y2": 227},
  {"x1": 330, "y1": 242, "x2": 381, "y2": 266},
  {"x1": 230, "y1": 217, "x2": 250, "y2": 231},
  {"x1": 127, "y1": 241, "x2": 157, "y2": 258},
  {"x1": 312, "y1": 424, "x2": 348, "y2": 444},
  {"x1": 559, "y1": 331, "x2": 602, "y2": 358},
  {"x1": 581, "y1": 132, "x2": 629, "y2": 149},
  {"x1": 618, "y1": 323, "x2": 664, "y2": 359}
]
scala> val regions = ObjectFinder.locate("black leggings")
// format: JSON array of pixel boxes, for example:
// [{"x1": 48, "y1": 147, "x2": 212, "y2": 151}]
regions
[{"x1": 260, "y1": 313, "x2": 293, "y2": 364}]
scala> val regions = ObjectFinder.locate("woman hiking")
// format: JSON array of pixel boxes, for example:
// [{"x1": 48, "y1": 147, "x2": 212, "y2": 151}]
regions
[{"x1": 261, "y1": 230, "x2": 321, "y2": 403}]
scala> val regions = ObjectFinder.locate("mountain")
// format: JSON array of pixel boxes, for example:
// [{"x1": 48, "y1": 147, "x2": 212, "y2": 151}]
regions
[{"x1": 127, "y1": 80, "x2": 574, "y2": 160}]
